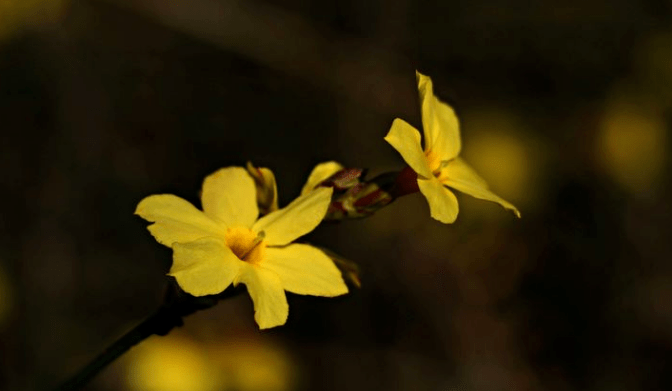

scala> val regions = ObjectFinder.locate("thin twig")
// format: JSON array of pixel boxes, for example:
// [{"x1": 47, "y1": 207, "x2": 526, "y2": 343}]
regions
[
  {"x1": 54, "y1": 306, "x2": 176, "y2": 391},
  {"x1": 54, "y1": 282, "x2": 239, "y2": 391}
]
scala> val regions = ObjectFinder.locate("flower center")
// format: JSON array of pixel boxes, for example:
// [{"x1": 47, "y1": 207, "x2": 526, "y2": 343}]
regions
[
  {"x1": 224, "y1": 227, "x2": 266, "y2": 265},
  {"x1": 424, "y1": 150, "x2": 442, "y2": 177}
]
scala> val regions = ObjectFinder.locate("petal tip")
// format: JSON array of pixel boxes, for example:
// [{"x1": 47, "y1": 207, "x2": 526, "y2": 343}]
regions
[
  {"x1": 316, "y1": 280, "x2": 350, "y2": 297},
  {"x1": 169, "y1": 275, "x2": 215, "y2": 297},
  {"x1": 334, "y1": 283, "x2": 349, "y2": 296},
  {"x1": 256, "y1": 312, "x2": 289, "y2": 330},
  {"x1": 432, "y1": 211, "x2": 458, "y2": 224},
  {"x1": 133, "y1": 195, "x2": 159, "y2": 218}
]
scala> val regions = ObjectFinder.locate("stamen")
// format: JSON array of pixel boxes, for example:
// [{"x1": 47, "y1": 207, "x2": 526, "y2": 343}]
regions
[{"x1": 239, "y1": 231, "x2": 265, "y2": 260}]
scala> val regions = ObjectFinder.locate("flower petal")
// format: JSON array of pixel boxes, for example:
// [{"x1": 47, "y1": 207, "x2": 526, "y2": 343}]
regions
[
  {"x1": 384, "y1": 118, "x2": 433, "y2": 178},
  {"x1": 416, "y1": 71, "x2": 461, "y2": 162},
  {"x1": 252, "y1": 187, "x2": 333, "y2": 246},
  {"x1": 440, "y1": 158, "x2": 521, "y2": 217},
  {"x1": 246, "y1": 162, "x2": 279, "y2": 215},
  {"x1": 417, "y1": 177, "x2": 459, "y2": 223},
  {"x1": 169, "y1": 237, "x2": 242, "y2": 296},
  {"x1": 135, "y1": 194, "x2": 225, "y2": 247},
  {"x1": 263, "y1": 244, "x2": 348, "y2": 296},
  {"x1": 300, "y1": 161, "x2": 344, "y2": 195},
  {"x1": 235, "y1": 263, "x2": 288, "y2": 329},
  {"x1": 201, "y1": 167, "x2": 258, "y2": 228}
]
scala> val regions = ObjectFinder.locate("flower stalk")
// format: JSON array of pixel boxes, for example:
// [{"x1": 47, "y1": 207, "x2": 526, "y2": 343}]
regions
[
  {"x1": 310, "y1": 166, "x2": 420, "y2": 221},
  {"x1": 54, "y1": 282, "x2": 240, "y2": 391}
]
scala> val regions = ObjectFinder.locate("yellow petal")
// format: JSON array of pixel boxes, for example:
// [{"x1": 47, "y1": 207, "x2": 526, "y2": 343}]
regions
[
  {"x1": 235, "y1": 263, "x2": 288, "y2": 329},
  {"x1": 316, "y1": 246, "x2": 362, "y2": 288},
  {"x1": 417, "y1": 177, "x2": 459, "y2": 223},
  {"x1": 263, "y1": 244, "x2": 348, "y2": 296},
  {"x1": 416, "y1": 71, "x2": 461, "y2": 162},
  {"x1": 246, "y1": 162, "x2": 279, "y2": 215},
  {"x1": 300, "y1": 161, "x2": 344, "y2": 195},
  {"x1": 135, "y1": 195, "x2": 225, "y2": 247},
  {"x1": 440, "y1": 158, "x2": 521, "y2": 217},
  {"x1": 252, "y1": 187, "x2": 333, "y2": 246},
  {"x1": 384, "y1": 118, "x2": 433, "y2": 178},
  {"x1": 201, "y1": 167, "x2": 258, "y2": 228},
  {"x1": 170, "y1": 237, "x2": 242, "y2": 296}
]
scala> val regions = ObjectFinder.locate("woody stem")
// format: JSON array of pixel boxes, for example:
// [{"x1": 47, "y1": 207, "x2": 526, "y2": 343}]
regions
[
  {"x1": 53, "y1": 282, "x2": 239, "y2": 391},
  {"x1": 53, "y1": 306, "x2": 179, "y2": 391}
]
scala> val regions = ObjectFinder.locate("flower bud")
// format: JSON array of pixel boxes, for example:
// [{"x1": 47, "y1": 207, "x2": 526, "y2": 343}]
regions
[
  {"x1": 309, "y1": 168, "x2": 394, "y2": 220},
  {"x1": 246, "y1": 161, "x2": 279, "y2": 216}
]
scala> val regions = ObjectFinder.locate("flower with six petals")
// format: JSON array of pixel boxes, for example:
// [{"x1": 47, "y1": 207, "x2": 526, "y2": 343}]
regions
[
  {"x1": 385, "y1": 71, "x2": 521, "y2": 223},
  {"x1": 135, "y1": 167, "x2": 348, "y2": 329}
]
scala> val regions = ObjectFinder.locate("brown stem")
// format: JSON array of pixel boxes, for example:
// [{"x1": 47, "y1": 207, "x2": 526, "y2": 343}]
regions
[{"x1": 53, "y1": 282, "x2": 241, "y2": 391}]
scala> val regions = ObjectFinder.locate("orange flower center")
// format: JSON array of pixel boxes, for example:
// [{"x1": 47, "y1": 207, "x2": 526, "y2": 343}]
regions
[{"x1": 224, "y1": 227, "x2": 266, "y2": 265}]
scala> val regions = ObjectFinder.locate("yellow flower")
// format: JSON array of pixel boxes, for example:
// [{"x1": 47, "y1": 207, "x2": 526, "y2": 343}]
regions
[
  {"x1": 385, "y1": 71, "x2": 521, "y2": 223},
  {"x1": 135, "y1": 167, "x2": 348, "y2": 329}
]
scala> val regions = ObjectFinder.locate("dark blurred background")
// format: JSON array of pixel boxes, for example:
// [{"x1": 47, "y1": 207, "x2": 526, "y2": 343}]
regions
[{"x1": 2, "y1": 0, "x2": 672, "y2": 390}]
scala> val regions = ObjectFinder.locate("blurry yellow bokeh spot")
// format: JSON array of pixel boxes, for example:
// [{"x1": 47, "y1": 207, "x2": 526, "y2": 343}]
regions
[
  {"x1": 209, "y1": 336, "x2": 296, "y2": 391},
  {"x1": 125, "y1": 331, "x2": 296, "y2": 391},
  {"x1": 461, "y1": 108, "x2": 541, "y2": 211},
  {"x1": 0, "y1": 0, "x2": 69, "y2": 41},
  {"x1": 126, "y1": 333, "x2": 223, "y2": 391},
  {"x1": 597, "y1": 99, "x2": 668, "y2": 194}
]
